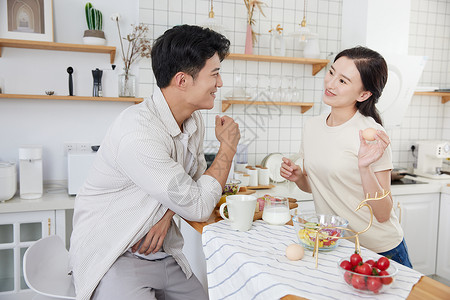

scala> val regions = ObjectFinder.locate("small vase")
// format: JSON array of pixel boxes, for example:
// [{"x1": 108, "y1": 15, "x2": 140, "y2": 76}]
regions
[
  {"x1": 118, "y1": 70, "x2": 135, "y2": 98},
  {"x1": 245, "y1": 24, "x2": 253, "y2": 55}
]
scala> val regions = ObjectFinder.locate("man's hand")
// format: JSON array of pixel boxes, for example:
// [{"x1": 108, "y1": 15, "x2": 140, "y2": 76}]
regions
[
  {"x1": 215, "y1": 115, "x2": 240, "y2": 152},
  {"x1": 204, "y1": 115, "x2": 241, "y2": 187},
  {"x1": 131, "y1": 210, "x2": 175, "y2": 255}
]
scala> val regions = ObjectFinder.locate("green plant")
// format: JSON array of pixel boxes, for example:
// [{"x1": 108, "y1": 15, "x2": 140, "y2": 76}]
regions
[{"x1": 85, "y1": 2, "x2": 103, "y2": 31}]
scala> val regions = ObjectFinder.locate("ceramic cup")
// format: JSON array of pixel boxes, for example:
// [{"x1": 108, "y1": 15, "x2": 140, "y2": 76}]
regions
[{"x1": 220, "y1": 195, "x2": 257, "y2": 231}]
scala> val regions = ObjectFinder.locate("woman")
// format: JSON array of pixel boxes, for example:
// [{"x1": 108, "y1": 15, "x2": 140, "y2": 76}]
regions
[{"x1": 280, "y1": 46, "x2": 412, "y2": 267}]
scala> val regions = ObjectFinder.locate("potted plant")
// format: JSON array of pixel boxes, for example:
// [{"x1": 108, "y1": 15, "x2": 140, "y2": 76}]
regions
[{"x1": 83, "y1": 2, "x2": 105, "y2": 45}]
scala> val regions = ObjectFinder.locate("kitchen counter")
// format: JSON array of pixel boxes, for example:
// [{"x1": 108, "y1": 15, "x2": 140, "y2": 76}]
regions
[
  {"x1": 0, "y1": 182, "x2": 75, "y2": 214},
  {"x1": 1, "y1": 176, "x2": 446, "y2": 214},
  {"x1": 251, "y1": 176, "x2": 444, "y2": 198}
]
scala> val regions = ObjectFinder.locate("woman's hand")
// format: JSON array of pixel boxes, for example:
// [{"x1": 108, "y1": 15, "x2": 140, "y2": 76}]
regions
[
  {"x1": 358, "y1": 130, "x2": 390, "y2": 168},
  {"x1": 280, "y1": 157, "x2": 311, "y2": 193},
  {"x1": 131, "y1": 209, "x2": 175, "y2": 255},
  {"x1": 280, "y1": 157, "x2": 303, "y2": 182}
]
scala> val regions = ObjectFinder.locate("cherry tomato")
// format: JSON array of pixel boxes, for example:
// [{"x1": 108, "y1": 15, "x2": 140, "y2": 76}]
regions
[
  {"x1": 379, "y1": 270, "x2": 393, "y2": 285},
  {"x1": 340, "y1": 260, "x2": 352, "y2": 271},
  {"x1": 365, "y1": 259, "x2": 375, "y2": 267},
  {"x1": 344, "y1": 271, "x2": 353, "y2": 285},
  {"x1": 351, "y1": 274, "x2": 366, "y2": 290},
  {"x1": 350, "y1": 253, "x2": 363, "y2": 266},
  {"x1": 355, "y1": 263, "x2": 372, "y2": 275},
  {"x1": 377, "y1": 257, "x2": 390, "y2": 271},
  {"x1": 372, "y1": 267, "x2": 381, "y2": 276},
  {"x1": 367, "y1": 277, "x2": 382, "y2": 293}
]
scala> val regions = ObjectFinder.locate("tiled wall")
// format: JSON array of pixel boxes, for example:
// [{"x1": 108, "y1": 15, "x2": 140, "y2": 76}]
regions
[
  {"x1": 390, "y1": 0, "x2": 450, "y2": 169},
  {"x1": 138, "y1": 0, "x2": 450, "y2": 170}
]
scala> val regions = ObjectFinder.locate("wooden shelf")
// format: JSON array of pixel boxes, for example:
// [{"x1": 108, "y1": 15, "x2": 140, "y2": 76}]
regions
[
  {"x1": 0, "y1": 93, "x2": 143, "y2": 104},
  {"x1": 414, "y1": 91, "x2": 450, "y2": 104},
  {"x1": 0, "y1": 38, "x2": 116, "y2": 64},
  {"x1": 221, "y1": 99, "x2": 313, "y2": 113},
  {"x1": 227, "y1": 53, "x2": 329, "y2": 76}
]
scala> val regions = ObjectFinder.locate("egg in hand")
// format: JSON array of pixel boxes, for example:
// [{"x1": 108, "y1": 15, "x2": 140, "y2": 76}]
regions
[
  {"x1": 362, "y1": 128, "x2": 377, "y2": 141},
  {"x1": 286, "y1": 244, "x2": 304, "y2": 261}
]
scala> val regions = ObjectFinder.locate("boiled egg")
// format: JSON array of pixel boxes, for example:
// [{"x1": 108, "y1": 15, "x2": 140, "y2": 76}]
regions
[
  {"x1": 285, "y1": 244, "x2": 304, "y2": 261},
  {"x1": 362, "y1": 128, "x2": 377, "y2": 141}
]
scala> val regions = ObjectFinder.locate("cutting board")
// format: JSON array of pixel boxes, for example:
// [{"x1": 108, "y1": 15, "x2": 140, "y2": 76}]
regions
[
  {"x1": 247, "y1": 184, "x2": 275, "y2": 190},
  {"x1": 237, "y1": 190, "x2": 256, "y2": 195}
]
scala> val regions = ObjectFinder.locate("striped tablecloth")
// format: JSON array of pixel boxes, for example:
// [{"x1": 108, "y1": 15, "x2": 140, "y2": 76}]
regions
[{"x1": 202, "y1": 220, "x2": 422, "y2": 300}]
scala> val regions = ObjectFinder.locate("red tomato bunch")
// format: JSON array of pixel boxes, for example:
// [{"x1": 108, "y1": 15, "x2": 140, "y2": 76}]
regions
[{"x1": 339, "y1": 253, "x2": 393, "y2": 293}]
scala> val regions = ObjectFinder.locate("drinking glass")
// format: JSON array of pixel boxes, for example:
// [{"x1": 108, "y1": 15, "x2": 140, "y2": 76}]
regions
[{"x1": 262, "y1": 196, "x2": 291, "y2": 225}]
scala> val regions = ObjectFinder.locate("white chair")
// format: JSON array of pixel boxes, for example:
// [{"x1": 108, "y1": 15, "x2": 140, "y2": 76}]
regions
[{"x1": 23, "y1": 235, "x2": 76, "y2": 299}]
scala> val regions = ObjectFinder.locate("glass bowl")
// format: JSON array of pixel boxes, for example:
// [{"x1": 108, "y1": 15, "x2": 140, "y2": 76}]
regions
[
  {"x1": 337, "y1": 258, "x2": 398, "y2": 294},
  {"x1": 222, "y1": 179, "x2": 241, "y2": 196},
  {"x1": 292, "y1": 213, "x2": 348, "y2": 251}
]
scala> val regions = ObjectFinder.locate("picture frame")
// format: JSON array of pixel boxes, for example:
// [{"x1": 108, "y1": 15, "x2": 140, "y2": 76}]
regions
[{"x1": 0, "y1": 0, "x2": 54, "y2": 42}]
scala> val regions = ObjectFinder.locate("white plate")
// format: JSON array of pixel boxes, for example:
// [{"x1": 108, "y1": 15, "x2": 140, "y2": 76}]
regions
[{"x1": 262, "y1": 153, "x2": 286, "y2": 183}]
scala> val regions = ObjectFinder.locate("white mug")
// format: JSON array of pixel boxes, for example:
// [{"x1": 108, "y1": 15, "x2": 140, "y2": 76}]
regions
[{"x1": 220, "y1": 195, "x2": 257, "y2": 231}]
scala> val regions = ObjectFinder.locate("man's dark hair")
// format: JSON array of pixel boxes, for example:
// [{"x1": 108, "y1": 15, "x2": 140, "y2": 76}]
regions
[{"x1": 151, "y1": 25, "x2": 230, "y2": 88}]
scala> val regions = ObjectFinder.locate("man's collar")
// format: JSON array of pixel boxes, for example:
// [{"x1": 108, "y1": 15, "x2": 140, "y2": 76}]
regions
[{"x1": 152, "y1": 87, "x2": 197, "y2": 138}]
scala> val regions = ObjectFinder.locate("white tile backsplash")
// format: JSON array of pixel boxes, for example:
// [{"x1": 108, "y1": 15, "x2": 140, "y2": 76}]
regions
[{"x1": 139, "y1": 0, "x2": 450, "y2": 171}]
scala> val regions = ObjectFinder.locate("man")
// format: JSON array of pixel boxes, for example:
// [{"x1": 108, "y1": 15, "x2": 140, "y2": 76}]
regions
[{"x1": 69, "y1": 25, "x2": 239, "y2": 300}]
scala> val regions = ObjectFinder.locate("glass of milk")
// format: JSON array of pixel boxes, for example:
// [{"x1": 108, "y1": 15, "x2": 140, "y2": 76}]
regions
[{"x1": 262, "y1": 196, "x2": 291, "y2": 225}]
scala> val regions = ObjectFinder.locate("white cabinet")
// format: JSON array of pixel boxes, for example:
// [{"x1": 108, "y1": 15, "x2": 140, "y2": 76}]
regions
[
  {"x1": 394, "y1": 193, "x2": 440, "y2": 275},
  {"x1": 436, "y1": 193, "x2": 450, "y2": 281},
  {"x1": 0, "y1": 210, "x2": 66, "y2": 298}
]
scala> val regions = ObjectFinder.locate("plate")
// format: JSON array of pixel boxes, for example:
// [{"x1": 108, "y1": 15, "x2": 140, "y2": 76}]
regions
[{"x1": 262, "y1": 153, "x2": 286, "y2": 183}]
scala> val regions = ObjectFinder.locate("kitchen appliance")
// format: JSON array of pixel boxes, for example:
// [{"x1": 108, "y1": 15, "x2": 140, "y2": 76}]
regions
[
  {"x1": 204, "y1": 145, "x2": 218, "y2": 170},
  {"x1": 92, "y1": 68, "x2": 103, "y2": 97},
  {"x1": 391, "y1": 178, "x2": 427, "y2": 185},
  {"x1": 0, "y1": 162, "x2": 17, "y2": 202},
  {"x1": 68, "y1": 151, "x2": 96, "y2": 195},
  {"x1": 414, "y1": 141, "x2": 450, "y2": 179},
  {"x1": 375, "y1": 54, "x2": 427, "y2": 128},
  {"x1": 91, "y1": 65, "x2": 116, "y2": 97},
  {"x1": 19, "y1": 146, "x2": 43, "y2": 199}
]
